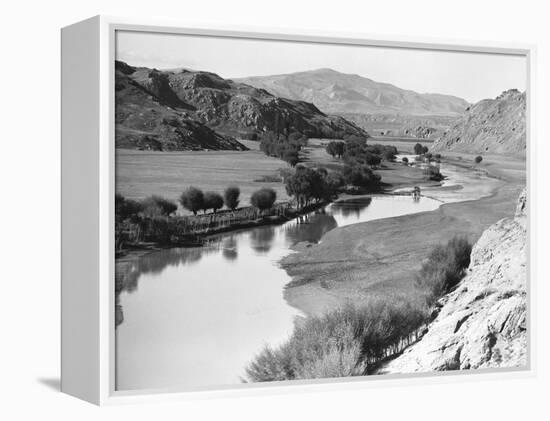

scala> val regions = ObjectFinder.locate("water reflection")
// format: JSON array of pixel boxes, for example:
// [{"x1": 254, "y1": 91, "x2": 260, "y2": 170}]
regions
[
  {"x1": 249, "y1": 226, "x2": 276, "y2": 254},
  {"x1": 330, "y1": 197, "x2": 372, "y2": 218},
  {"x1": 221, "y1": 236, "x2": 238, "y2": 261},
  {"x1": 283, "y1": 210, "x2": 337, "y2": 244}
]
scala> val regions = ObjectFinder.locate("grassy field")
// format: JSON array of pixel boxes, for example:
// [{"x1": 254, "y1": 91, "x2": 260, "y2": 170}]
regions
[
  {"x1": 116, "y1": 148, "x2": 291, "y2": 214},
  {"x1": 116, "y1": 138, "x2": 431, "y2": 217},
  {"x1": 302, "y1": 138, "x2": 435, "y2": 189}
]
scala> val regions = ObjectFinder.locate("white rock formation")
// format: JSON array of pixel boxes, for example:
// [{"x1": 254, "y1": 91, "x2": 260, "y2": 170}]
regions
[{"x1": 382, "y1": 189, "x2": 527, "y2": 373}]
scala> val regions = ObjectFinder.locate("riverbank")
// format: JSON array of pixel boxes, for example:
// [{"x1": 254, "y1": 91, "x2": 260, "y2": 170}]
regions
[{"x1": 281, "y1": 154, "x2": 526, "y2": 316}]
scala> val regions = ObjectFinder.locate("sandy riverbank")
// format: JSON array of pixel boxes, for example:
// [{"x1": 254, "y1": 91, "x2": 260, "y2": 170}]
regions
[{"x1": 281, "y1": 154, "x2": 526, "y2": 316}]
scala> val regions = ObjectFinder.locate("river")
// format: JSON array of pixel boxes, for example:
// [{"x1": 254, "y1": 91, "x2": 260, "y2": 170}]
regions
[{"x1": 115, "y1": 158, "x2": 499, "y2": 391}]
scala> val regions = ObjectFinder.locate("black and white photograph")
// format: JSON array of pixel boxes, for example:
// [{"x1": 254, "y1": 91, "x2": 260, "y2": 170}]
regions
[{"x1": 113, "y1": 30, "x2": 528, "y2": 392}]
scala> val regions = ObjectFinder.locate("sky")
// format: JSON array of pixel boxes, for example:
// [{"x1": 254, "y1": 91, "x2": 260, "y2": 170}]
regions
[{"x1": 116, "y1": 30, "x2": 527, "y2": 103}]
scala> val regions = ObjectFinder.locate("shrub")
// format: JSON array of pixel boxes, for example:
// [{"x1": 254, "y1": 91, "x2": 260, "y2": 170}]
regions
[
  {"x1": 250, "y1": 188, "x2": 277, "y2": 212},
  {"x1": 414, "y1": 143, "x2": 424, "y2": 155},
  {"x1": 224, "y1": 186, "x2": 240, "y2": 211},
  {"x1": 475, "y1": 155, "x2": 483, "y2": 164},
  {"x1": 245, "y1": 299, "x2": 428, "y2": 382},
  {"x1": 203, "y1": 191, "x2": 224, "y2": 213},
  {"x1": 179, "y1": 187, "x2": 204, "y2": 215},
  {"x1": 115, "y1": 193, "x2": 143, "y2": 220},
  {"x1": 343, "y1": 164, "x2": 381, "y2": 191},
  {"x1": 402, "y1": 157, "x2": 409, "y2": 164},
  {"x1": 422, "y1": 145, "x2": 429, "y2": 154},
  {"x1": 415, "y1": 236, "x2": 472, "y2": 304},
  {"x1": 425, "y1": 165, "x2": 444, "y2": 181},
  {"x1": 435, "y1": 153, "x2": 442, "y2": 160},
  {"x1": 141, "y1": 195, "x2": 177, "y2": 217},
  {"x1": 326, "y1": 141, "x2": 345, "y2": 158}
]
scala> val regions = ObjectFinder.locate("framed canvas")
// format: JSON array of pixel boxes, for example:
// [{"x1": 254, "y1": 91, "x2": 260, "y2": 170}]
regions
[{"x1": 61, "y1": 15, "x2": 535, "y2": 405}]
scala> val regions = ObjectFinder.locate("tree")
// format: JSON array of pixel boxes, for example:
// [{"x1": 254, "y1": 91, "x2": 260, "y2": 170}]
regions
[
  {"x1": 435, "y1": 153, "x2": 442, "y2": 160},
  {"x1": 115, "y1": 194, "x2": 143, "y2": 220},
  {"x1": 475, "y1": 155, "x2": 483, "y2": 164},
  {"x1": 364, "y1": 152, "x2": 382, "y2": 166},
  {"x1": 414, "y1": 143, "x2": 423, "y2": 155},
  {"x1": 250, "y1": 188, "x2": 277, "y2": 212},
  {"x1": 224, "y1": 186, "x2": 240, "y2": 211},
  {"x1": 422, "y1": 145, "x2": 429, "y2": 154},
  {"x1": 326, "y1": 141, "x2": 345, "y2": 158},
  {"x1": 141, "y1": 195, "x2": 177, "y2": 217},
  {"x1": 203, "y1": 192, "x2": 224, "y2": 213},
  {"x1": 283, "y1": 150, "x2": 300, "y2": 167},
  {"x1": 343, "y1": 164, "x2": 381, "y2": 191},
  {"x1": 402, "y1": 157, "x2": 409, "y2": 164},
  {"x1": 425, "y1": 152, "x2": 433, "y2": 161},
  {"x1": 179, "y1": 187, "x2": 204, "y2": 216}
]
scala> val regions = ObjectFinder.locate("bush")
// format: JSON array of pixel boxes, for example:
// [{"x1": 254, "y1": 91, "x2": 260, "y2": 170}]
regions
[
  {"x1": 425, "y1": 165, "x2": 444, "y2": 181},
  {"x1": 179, "y1": 187, "x2": 204, "y2": 215},
  {"x1": 326, "y1": 141, "x2": 345, "y2": 158},
  {"x1": 203, "y1": 191, "x2": 224, "y2": 213},
  {"x1": 475, "y1": 155, "x2": 483, "y2": 164},
  {"x1": 402, "y1": 157, "x2": 409, "y2": 164},
  {"x1": 435, "y1": 153, "x2": 442, "y2": 160},
  {"x1": 141, "y1": 195, "x2": 177, "y2": 217},
  {"x1": 224, "y1": 186, "x2": 240, "y2": 211},
  {"x1": 422, "y1": 145, "x2": 429, "y2": 154},
  {"x1": 245, "y1": 299, "x2": 428, "y2": 382},
  {"x1": 415, "y1": 236, "x2": 472, "y2": 304},
  {"x1": 343, "y1": 164, "x2": 381, "y2": 191},
  {"x1": 250, "y1": 188, "x2": 277, "y2": 212},
  {"x1": 115, "y1": 193, "x2": 143, "y2": 220},
  {"x1": 414, "y1": 143, "x2": 424, "y2": 155}
]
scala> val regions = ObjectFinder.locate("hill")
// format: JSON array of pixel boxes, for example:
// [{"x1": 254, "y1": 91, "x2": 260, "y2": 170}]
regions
[
  {"x1": 237, "y1": 68, "x2": 469, "y2": 116},
  {"x1": 382, "y1": 189, "x2": 527, "y2": 372},
  {"x1": 115, "y1": 61, "x2": 367, "y2": 151},
  {"x1": 431, "y1": 89, "x2": 526, "y2": 155}
]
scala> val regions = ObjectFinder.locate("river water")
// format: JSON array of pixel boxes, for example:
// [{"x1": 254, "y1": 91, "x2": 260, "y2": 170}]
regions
[{"x1": 115, "y1": 158, "x2": 499, "y2": 391}]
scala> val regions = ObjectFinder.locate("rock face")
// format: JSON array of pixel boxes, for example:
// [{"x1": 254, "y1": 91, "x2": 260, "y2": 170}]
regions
[
  {"x1": 237, "y1": 68, "x2": 469, "y2": 116},
  {"x1": 382, "y1": 189, "x2": 527, "y2": 373},
  {"x1": 431, "y1": 89, "x2": 526, "y2": 155},
  {"x1": 115, "y1": 61, "x2": 366, "y2": 151}
]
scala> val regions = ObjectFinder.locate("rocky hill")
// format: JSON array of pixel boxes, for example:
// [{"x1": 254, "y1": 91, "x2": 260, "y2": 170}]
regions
[
  {"x1": 382, "y1": 189, "x2": 527, "y2": 373},
  {"x1": 431, "y1": 89, "x2": 526, "y2": 155},
  {"x1": 237, "y1": 69, "x2": 469, "y2": 116},
  {"x1": 340, "y1": 113, "x2": 458, "y2": 139},
  {"x1": 115, "y1": 61, "x2": 366, "y2": 151},
  {"x1": 115, "y1": 63, "x2": 246, "y2": 151}
]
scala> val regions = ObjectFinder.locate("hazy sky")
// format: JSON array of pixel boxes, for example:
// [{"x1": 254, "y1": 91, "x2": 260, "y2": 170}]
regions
[{"x1": 116, "y1": 30, "x2": 526, "y2": 103}]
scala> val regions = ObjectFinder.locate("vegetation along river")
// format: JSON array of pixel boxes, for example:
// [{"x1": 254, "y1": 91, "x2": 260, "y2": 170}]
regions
[{"x1": 115, "y1": 159, "x2": 499, "y2": 391}]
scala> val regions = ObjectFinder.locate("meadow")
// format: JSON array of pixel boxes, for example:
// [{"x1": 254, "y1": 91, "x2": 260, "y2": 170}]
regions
[{"x1": 116, "y1": 148, "x2": 291, "y2": 215}]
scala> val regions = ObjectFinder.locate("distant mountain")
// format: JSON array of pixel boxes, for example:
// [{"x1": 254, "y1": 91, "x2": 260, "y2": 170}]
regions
[
  {"x1": 236, "y1": 69, "x2": 469, "y2": 116},
  {"x1": 431, "y1": 89, "x2": 526, "y2": 155},
  {"x1": 115, "y1": 61, "x2": 367, "y2": 151}
]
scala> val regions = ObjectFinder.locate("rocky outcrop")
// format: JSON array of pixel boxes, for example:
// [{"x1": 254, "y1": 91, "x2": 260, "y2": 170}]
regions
[
  {"x1": 431, "y1": 89, "x2": 526, "y2": 155},
  {"x1": 382, "y1": 189, "x2": 527, "y2": 373},
  {"x1": 115, "y1": 64, "x2": 246, "y2": 151},
  {"x1": 115, "y1": 61, "x2": 367, "y2": 151}
]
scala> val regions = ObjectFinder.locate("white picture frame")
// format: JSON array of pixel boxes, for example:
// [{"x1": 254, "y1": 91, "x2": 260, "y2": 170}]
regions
[{"x1": 61, "y1": 15, "x2": 536, "y2": 405}]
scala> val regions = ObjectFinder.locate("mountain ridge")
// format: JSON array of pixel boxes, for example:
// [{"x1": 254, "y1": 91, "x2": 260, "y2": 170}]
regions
[
  {"x1": 115, "y1": 61, "x2": 367, "y2": 151},
  {"x1": 236, "y1": 68, "x2": 470, "y2": 116}
]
